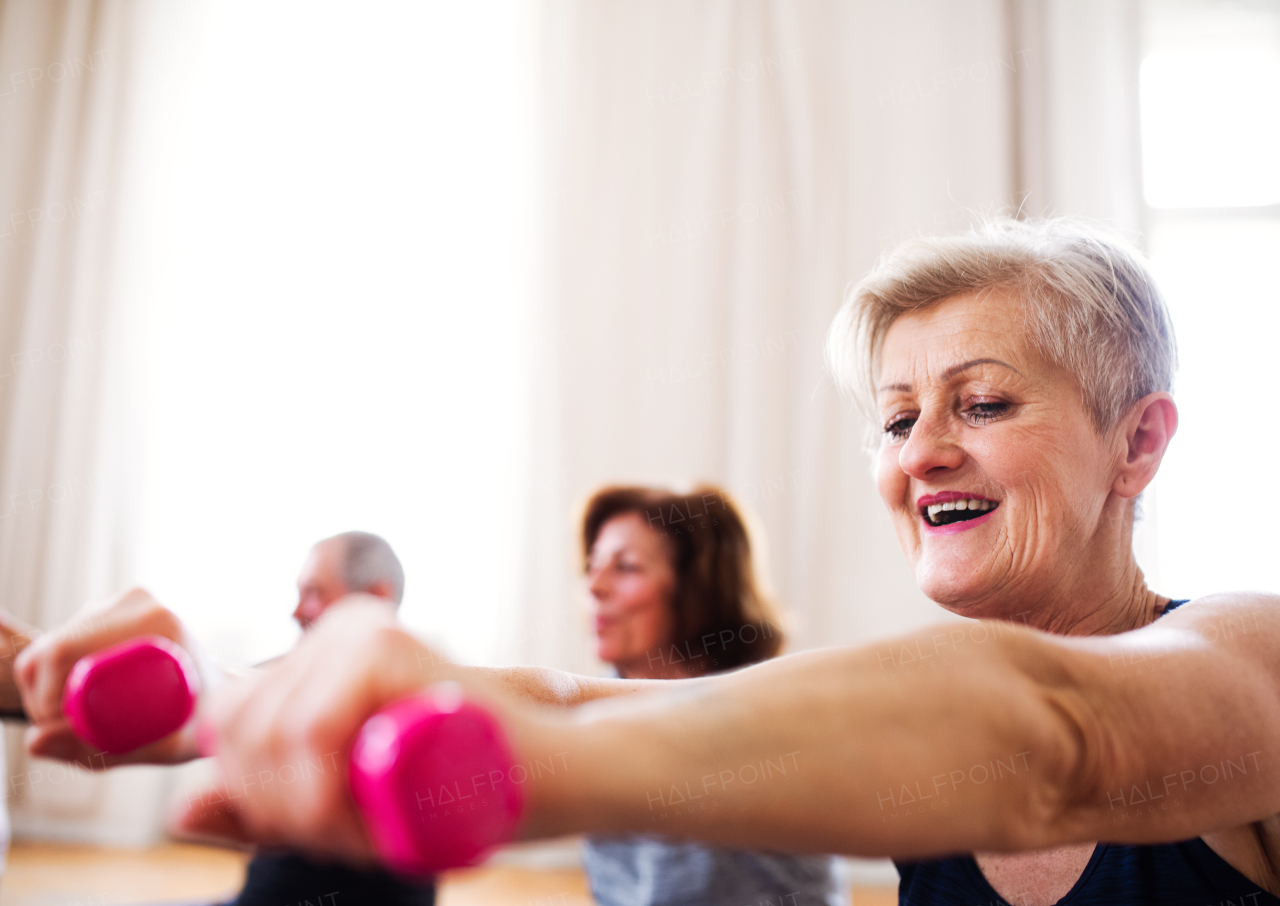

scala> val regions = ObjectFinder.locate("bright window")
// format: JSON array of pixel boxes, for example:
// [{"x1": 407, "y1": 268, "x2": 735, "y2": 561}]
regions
[
  {"x1": 1141, "y1": 48, "x2": 1280, "y2": 207},
  {"x1": 132, "y1": 1, "x2": 533, "y2": 666},
  {"x1": 1140, "y1": 1, "x2": 1280, "y2": 597}
]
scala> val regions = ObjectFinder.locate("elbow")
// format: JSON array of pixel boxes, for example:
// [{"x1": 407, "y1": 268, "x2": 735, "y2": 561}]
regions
[
  {"x1": 1007, "y1": 686, "x2": 1107, "y2": 850},
  {"x1": 973, "y1": 627, "x2": 1114, "y2": 851}
]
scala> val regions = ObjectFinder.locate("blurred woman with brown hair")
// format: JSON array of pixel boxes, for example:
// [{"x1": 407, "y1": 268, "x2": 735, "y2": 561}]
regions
[{"x1": 578, "y1": 484, "x2": 841, "y2": 906}]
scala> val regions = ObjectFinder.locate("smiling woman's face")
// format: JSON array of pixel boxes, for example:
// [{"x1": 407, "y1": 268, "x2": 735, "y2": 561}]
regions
[
  {"x1": 875, "y1": 290, "x2": 1127, "y2": 619},
  {"x1": 586, "y1": 513, "x2": 678, "y2": 677}
]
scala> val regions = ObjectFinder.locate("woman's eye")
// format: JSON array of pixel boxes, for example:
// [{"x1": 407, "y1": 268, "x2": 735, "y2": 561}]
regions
[
  {"x1": 884, "y1": 415, "x2": 916, "y2": 441},
  {"x1": 965, "y1": 400, "x2": 1011, "y2": 425}
]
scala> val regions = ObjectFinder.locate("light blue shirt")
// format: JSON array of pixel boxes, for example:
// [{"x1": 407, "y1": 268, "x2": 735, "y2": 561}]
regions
[{"x1": 582, "y1": 834, "x2": 843, "y2": 906}]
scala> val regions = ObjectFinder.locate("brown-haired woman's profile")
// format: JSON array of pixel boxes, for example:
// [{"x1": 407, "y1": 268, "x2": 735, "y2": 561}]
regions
[
  {"x1": 579, "y1": 483, "x2": 839, "y2": 906},
  {"x1": 582, "y1": 484, "x2": 785, "y2": 676}
]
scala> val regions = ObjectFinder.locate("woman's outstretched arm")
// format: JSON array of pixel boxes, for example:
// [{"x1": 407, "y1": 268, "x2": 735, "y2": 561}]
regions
[
  {"x1": 521, "y1": 592, "x2": 1280, "y2": 858},
  {"x1": 183, "y1": 593, "x2": 1280, "y2": 866}
]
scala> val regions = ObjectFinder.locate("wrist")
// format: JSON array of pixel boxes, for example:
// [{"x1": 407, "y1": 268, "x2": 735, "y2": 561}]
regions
[
  {"x1": 501, "y1": 709, "x2": 607, "y2": 841},
  {"x1": 0, "y1": 613, "x2": 38, "y2": 713}
]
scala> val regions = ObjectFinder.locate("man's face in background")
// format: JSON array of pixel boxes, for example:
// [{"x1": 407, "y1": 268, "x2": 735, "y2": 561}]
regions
[{"x1": 293, "y1": 538, "x2": 349, "y2": 631}]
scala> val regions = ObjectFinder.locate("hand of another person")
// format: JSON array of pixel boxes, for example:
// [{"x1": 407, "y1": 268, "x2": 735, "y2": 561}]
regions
[
  {"x1": 174, "y1": 596, "x2": 472, "y2": 862},
  {"x1": 14, "y1": 587, "x2": 203, "y2": 767}
]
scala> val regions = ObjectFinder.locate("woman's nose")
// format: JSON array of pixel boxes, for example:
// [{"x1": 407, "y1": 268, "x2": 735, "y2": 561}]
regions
[
  {"x1": 587, "y1": 568, "x2": 610, "y2": 598},
  {"x1": 897, "y1": 411, "x2": 965, "y2": 479}
]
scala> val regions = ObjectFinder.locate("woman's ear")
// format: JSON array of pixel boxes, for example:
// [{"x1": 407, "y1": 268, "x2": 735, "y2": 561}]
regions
[{"x1": 1113, "y1": 391, "x2": 1179, "y2": 499}]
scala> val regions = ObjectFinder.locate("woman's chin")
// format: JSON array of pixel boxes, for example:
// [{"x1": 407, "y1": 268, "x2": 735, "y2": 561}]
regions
[
  {"x1": 915, "y1": 562, "x2": 996, "y2": 611},
  {"x1": 594, "y1": 641, "x2": 619, "y2": 664}
]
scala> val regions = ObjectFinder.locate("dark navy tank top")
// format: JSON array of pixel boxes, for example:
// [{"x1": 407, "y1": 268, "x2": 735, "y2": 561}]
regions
[{"x1": 896, "y1": 599, "x2": 1280, "y2": 906}]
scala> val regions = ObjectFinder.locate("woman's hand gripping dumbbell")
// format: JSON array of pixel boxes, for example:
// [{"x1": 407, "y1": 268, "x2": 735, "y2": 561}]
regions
[
  {"x1": 13, "y1": 588, "x2": 208, "y2": 767},
  {"x1": 62, "y1": 634, "x2": 202, "y2": 754}
]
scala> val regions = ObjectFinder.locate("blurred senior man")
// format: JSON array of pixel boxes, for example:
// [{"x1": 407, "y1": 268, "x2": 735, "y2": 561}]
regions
[
  {"x1": 292, "y1": 530, "x2": 404, "y2": 630},
  {"x1": 223, "y1": 531, "x2": 433, "y2": 906}
]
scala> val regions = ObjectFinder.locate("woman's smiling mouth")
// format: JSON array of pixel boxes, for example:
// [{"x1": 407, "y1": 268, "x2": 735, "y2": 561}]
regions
[{"x1": 917, "y1": 492, "x2": 1000, "y2": 527}]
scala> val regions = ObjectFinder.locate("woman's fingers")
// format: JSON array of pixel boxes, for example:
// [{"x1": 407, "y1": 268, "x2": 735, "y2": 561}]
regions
[
  {"x1": 14, "y1": 588, "x2": 213, "y2": 766},
  {"x1": 24, "y1": 722, "x2": 104, "y2": 767},
  {"x1": 26, "y1": 713, "x2": 200, "y2": 769}
]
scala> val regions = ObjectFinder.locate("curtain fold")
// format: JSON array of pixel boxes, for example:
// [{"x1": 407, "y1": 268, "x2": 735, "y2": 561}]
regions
[
  {"x1": 0, "y1": 0, "x2": 166, "y2": 848},
  {"x1": 1012, "y1": 0, "x2": 1144, "y2": 231}
]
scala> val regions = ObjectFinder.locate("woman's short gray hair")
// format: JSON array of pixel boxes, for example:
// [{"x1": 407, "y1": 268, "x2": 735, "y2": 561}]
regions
[{"x1": 826, "y1": 217, "x2": 1178, "y2": 434}]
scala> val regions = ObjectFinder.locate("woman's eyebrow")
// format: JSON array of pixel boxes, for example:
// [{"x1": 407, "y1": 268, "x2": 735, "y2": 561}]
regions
[
  {"x1": 879, "y1": 357, "x2": 1022, "y2": 394},
  {"x1": 942, "y1": 357, "x2": 1022, "y2": 380},
  {"x1": 877, "y1": 381, "x2": 911, "y2": 395}
]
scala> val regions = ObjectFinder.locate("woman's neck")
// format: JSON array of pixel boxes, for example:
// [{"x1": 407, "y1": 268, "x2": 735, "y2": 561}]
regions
[{"x1": 1023, "y1": 560, "x2": 1168, "y2": 637}]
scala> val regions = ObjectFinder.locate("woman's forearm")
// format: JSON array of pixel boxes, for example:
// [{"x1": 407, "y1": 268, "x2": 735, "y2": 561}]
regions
[{"x1": 513, "y1": 623, "x2": 1079, "y2": 859}]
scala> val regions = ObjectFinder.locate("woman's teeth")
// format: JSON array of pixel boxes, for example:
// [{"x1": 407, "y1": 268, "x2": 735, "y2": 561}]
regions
[{"x1": 925, "y1": 499, "x2": 995, "y2": 526}]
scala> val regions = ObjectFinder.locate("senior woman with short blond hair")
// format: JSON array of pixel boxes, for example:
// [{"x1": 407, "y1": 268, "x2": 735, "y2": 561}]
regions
[{"x1": 18, "y1": 219, "x2": 1280, "y2": 906}]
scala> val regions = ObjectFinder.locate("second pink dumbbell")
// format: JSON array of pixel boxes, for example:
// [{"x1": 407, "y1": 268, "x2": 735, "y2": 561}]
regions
[{"x1": 63, "y1": 636, "x2": 201, "y2": 755}]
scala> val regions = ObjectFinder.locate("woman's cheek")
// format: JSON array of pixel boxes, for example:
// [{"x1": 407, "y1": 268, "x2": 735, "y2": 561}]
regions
[
  {"x1": 876, "y1": 447, "x2": 909, "y2": 514},
  {"x1": 616, "y1": 580, "x2": 654, "y2": 619}
]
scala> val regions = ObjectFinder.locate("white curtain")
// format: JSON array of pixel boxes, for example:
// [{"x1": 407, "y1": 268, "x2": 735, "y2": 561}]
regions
[
  {"x1": 0, "y1": 0, "x2": 1146, "y2": 863},
  {"x1": 1013, "y1": 0, "x2": 1144, "y2": 230},
  {"x1": 504, "y1": 0, "x2": 1145, "y2": 674},
  {"x1": 0, "y1": 0, "x2": 172, "y2": 848}
]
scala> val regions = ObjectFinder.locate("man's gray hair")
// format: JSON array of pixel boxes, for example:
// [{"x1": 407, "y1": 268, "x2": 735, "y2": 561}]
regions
[
  {"x1": 826, "y1": 216, "x2": 1178, "y2": 435},
  {"x1": 325, "y1": 531, "x2": 405, "y2": 605}
]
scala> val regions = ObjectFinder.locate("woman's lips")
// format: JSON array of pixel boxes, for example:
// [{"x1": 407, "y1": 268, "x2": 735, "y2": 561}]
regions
[{"x1": 914, "y1": 492, "x2": 1001, "y2": 534}]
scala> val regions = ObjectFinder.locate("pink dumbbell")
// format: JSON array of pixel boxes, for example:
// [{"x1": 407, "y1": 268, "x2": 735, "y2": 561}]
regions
[
  {"x1": 63, "y1": 636, "x2": 201, "y2": 754},
  {"x1": 349, "y1": 684, "x2": 525, "y2": 875}
]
